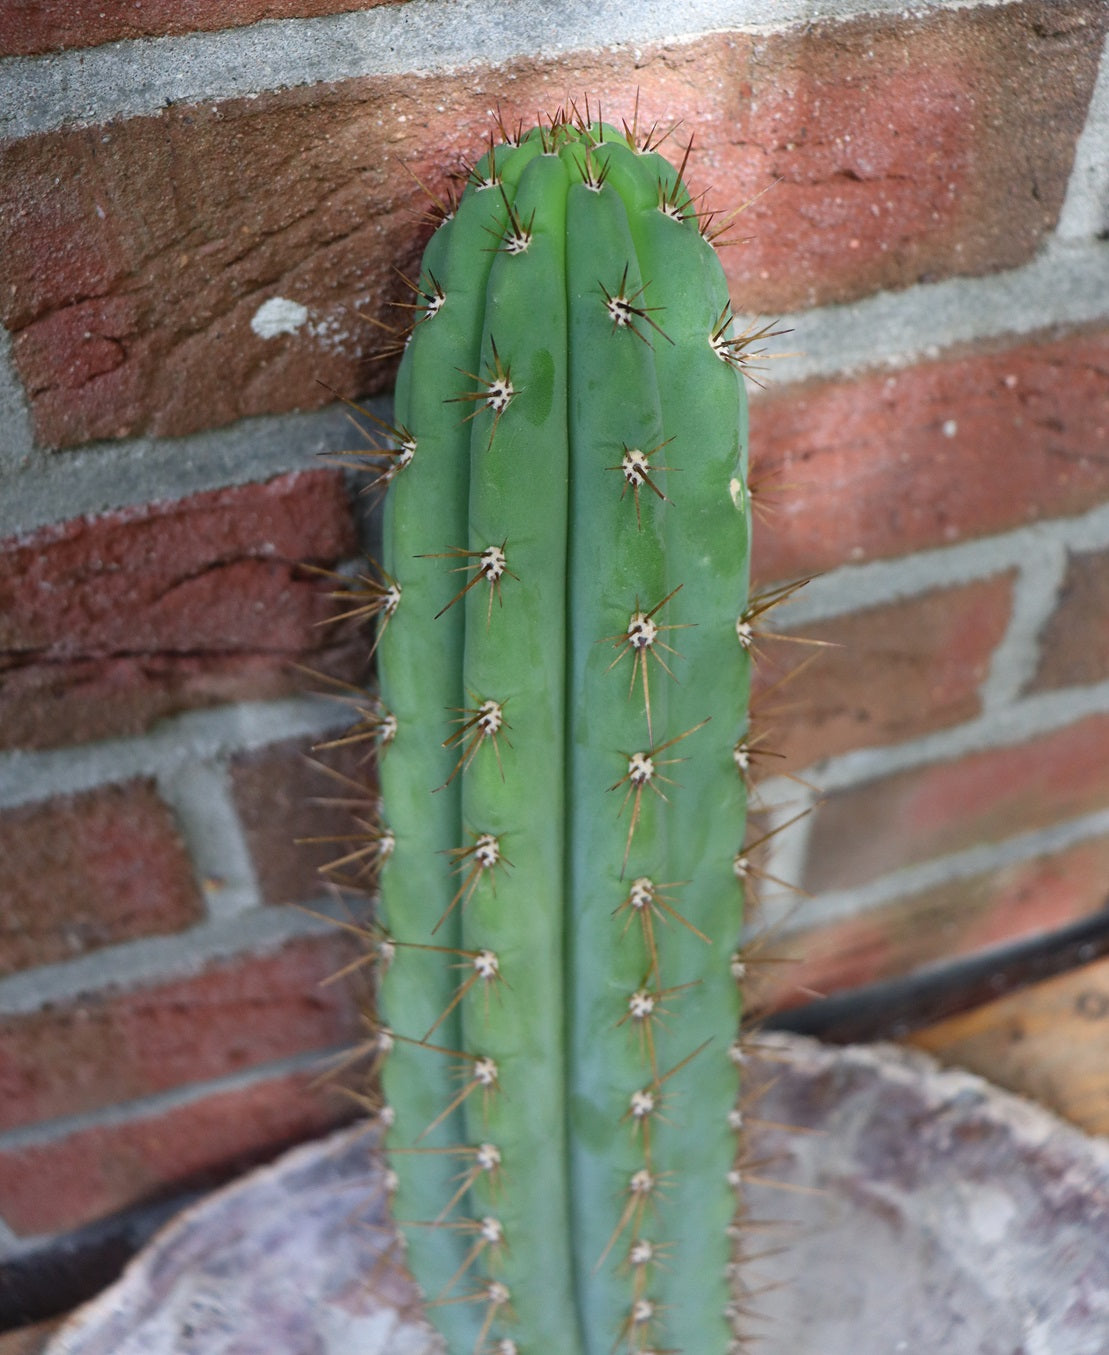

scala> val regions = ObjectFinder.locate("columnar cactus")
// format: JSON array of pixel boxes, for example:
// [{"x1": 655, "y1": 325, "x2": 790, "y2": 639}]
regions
[{"x1": 351, "y1": 106, "x2": 754, "y2": 1355}]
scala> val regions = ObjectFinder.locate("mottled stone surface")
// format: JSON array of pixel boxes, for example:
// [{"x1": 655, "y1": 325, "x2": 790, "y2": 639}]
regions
[
  {"x1": 45, "y1": 1036, "x2": 1109, "y2": 1354},
  {"x1": 745, "y1": 1036, "x2": 1109, "y2": 1354},
  {"x1": 43, "y1": 1126, "x2": 436, "y2": 1355}
]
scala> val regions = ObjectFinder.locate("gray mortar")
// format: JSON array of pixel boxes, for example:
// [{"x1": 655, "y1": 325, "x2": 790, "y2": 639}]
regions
[
  {"x1": 770, "y1": 239, "x2": 1109, "y2": 384},
  {"x1": 756, "y1": 677, "x2": 1109, "y2": 936},
  {"x1": 761, "y1": 802, "x2": 1109, "y2": 936},
  {"x1": 752, "y1": 497, "x2": 1109, "y2": 933},
  {"x1": 0, "y1": 897, "x2": 347, "y2": 1019},
  {"x1": 770, "y1": 671, "x2": 1109, "y2": 802},
  {"x1": 0, "y1": 395, "x2": 365, "y2": 542},
  {"x1": 773, "y1": 499, "x2": 1109, "y2": 627},
  {"x1": 979, "y1": 534, "x2": 1068, "y2": 711},
  {"x1": 1058, "y1": 29, "x2": 1109, "y2": 240},
  {"x1": 0, "y1": 1046, "x2": 342, "y2": 1161},
  {"x1": 0, "y1": 697, "x2": 343, "y2": 812},
  {"x1": 0, "y1": 329, "x2": 34, "y2": 474},
  {"x1": 2, "y1": 241, "x2": 1107, "y2": 541},
  {"x1": 768, "y1": 497, "x2": 1109, "y2": 704},
  {"x1": 155, "y1": 761, "x2": 264, "y2": 921},
  {"x1": 0, "y1": 0, "x2": 1024, "y2": 141},
  {"x1": 754, "y1": 789, "x2": 819, "y2": 923}
]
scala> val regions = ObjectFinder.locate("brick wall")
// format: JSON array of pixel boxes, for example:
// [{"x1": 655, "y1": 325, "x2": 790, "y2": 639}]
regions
[{"x1": 1, "y1": 0, "x2": 1108, "y2": 1317}]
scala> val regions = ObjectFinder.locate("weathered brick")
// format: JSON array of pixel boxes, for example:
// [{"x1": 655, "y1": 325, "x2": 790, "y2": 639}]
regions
[
  {"x1": 762, "y1": 833, "x2": 1109, "y2": 1011},
  {"x1": 802, "y1": 713, "x2": 1109, "y2": 894},
  {"x1": 0, "y1": 652, "x2": 346, "y2": 752},
  {"x1": 752, "y1": 574, "x2": 1013, "y2": 772},
  {"x1": 230, "y1": 736, "x2": 376, "y2": 907},
  {"x1": 0, "y1": 470, "x2": 363, "y2": 750},
  {"x1": 0, "y1": 1069, "x2": 357, "y2": 1236},
  {"x1": 0, "y1": 780, "x2": 203, "y2": 978},
  {"x1": 2, "y1": 2, "x2": 1103, "y2": 446},
  {"x1": 1029, "y1": 545, "x2": 1109, "y2": 692},
  {"x1": 723, "y1": 0, "x2": 1104, "y2": 310},
  {"x1": 0, "y1": 0, "x2": 403, "y2": 57},
  {"x1": 750, "y1": 326, "x2": 1109, "y2": 583},
  {"x1": 0, "y1": 933, "x2": 364, "y2": 1133}
]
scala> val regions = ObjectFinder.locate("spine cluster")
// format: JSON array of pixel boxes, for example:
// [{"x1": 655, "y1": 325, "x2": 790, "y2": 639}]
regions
[{"x1": 329, "y1": 108, "x2": 755, "y2": 1355}]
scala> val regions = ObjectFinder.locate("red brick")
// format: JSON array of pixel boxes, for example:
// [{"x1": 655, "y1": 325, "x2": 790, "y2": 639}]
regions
[
  {"x1": 752, "y1": 574, "x2": 1013, "y2": 771},
  {"x1": 0, "y1": 0, "x2": 403, "y2": 56},
  {"x1": 2, "y1": 3, "x2": 1103, "y2": 447},
  {"x1": 0, "y1": 780, "x2": 203, "y2": 978},
  {"x1": 0, "y1": 933, "x2": 364, "y2": 1133},
  {"x1": 1030, "y1": 546, "x2": 1109, "y2": 692},
  {"x1": 0, "y1": 470, "x2": 363, "y2": 750},
  {"x1": 0, "y1": 652, "x2": 349, "y2": 752},
  {"x1": 762, "y1": 834, "x2": 1109, "y2": 1011},
  {"x1": 230, "y1": 736, "x2": 376, "y2": 906},
  {"x1": 0, "y1": 1069, "x2": 357, "y2": 1236},
  {"x1": 750, "y1": 326, "x2": 1109, "y2": 583},
  {"x1": 722, "y1": 0, "x2": 1104, "y2": 312},
  {"x1": 803, "y1": 713, "x2": 1109, "y2": 894}
]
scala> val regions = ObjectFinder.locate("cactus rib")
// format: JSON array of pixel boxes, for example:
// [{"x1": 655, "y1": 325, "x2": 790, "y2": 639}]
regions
[{"x1": 368, "y1": 110, "x2": 751, "y2": 1355}]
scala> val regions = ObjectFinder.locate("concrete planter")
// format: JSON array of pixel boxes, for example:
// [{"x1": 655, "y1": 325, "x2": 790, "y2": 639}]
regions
[{"x1": 45, "y1": 1035, "x2": 1109, "y2": 1355}]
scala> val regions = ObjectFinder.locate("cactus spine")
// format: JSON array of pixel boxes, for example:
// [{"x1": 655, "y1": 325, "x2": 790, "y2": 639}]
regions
[{"x1": 366, "y1": 108, "x2": 752, "y2": 1355}]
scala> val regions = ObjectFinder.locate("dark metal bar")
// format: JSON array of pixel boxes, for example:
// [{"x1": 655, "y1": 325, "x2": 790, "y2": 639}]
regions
[
  {"x1": 761, "y1": 906, "x2": 1109, "y2": 1044},
  {"x1": 0, "y1": 1189, "x2": 203, "y2": 1333}
]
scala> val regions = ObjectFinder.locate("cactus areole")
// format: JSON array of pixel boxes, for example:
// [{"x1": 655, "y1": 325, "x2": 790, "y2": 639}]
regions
[{"x1": 372, "y1": 108, "x2": 752, "y2": 1355}]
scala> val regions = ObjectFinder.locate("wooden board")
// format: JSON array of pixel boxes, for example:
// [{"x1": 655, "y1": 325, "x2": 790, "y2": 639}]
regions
[
  {"x1": 0, "y1": 1319, "x2": 62, "y2": 1355},
  {"x1": 909, "y1": 954, "x2": 1109, "y2": 1136}
]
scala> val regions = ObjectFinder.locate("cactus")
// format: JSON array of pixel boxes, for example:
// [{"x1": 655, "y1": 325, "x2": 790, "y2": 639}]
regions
[{"x1": 339, "y1": 106, "x2": 756, "y2": 1355}]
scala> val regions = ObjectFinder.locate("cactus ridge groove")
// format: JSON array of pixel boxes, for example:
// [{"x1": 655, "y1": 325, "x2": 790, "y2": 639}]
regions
[{"x1": 317, "y1": 104, "x2": 773, "y2": 1355}]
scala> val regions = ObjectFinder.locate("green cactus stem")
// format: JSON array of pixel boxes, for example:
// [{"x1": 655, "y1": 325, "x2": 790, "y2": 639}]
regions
[{"x1": 360, "y1": 106, "x2": 754, "y2": 1355}]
